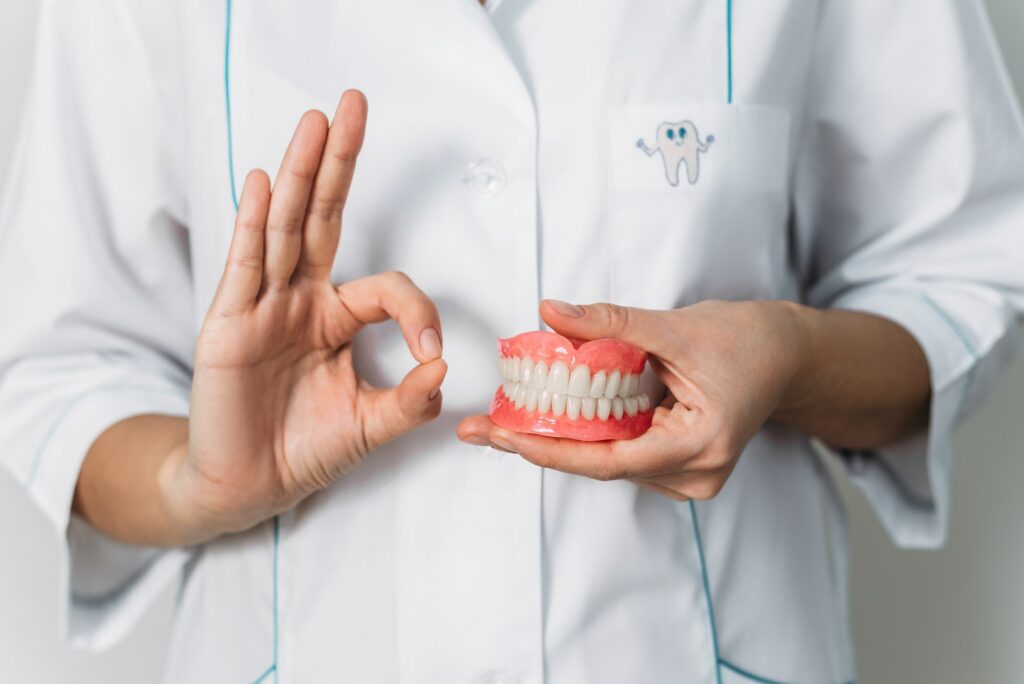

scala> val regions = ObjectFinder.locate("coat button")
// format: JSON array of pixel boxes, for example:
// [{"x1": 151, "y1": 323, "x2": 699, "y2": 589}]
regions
[{"x1": 463, "y1": 158, "x2": 508, "y2": 197}]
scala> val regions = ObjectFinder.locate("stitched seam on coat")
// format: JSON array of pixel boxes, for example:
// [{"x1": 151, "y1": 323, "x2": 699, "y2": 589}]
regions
[
  {"x1": 726, "y1": 0, "x2": 734, "y2": 103},
  {"x1": 689, "y1": 501, "x2": 723, "y2": 684},
  {"x1": 25, "y1": 383, "x2": 185, "y2": 488},
  {"x1": 225, "y1": 0, "x2": 239, "y2": 211},
  {"x1": 720, "y1": 657, "x2": 856, "y2": 684},
  {"x1": 225, "y1": 3, "x2": 279, "y2": 682}
]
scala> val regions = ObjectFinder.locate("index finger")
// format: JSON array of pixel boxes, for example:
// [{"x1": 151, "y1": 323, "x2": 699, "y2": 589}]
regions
[
  {"x1": 299, "y1": 90, "x2": 368, "y2": 279},
  {"x1": 334, "y1": 271, "x2": 443, "y2": 364}
]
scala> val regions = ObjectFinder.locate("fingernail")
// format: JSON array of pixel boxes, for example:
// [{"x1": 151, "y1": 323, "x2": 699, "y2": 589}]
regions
[
  {"x1": 419, "y1": 327, "x2": 442, "y2": 359},
  {"x1": 428, "y1": 386, "x2": 440, "y2": 401},
  {"x1": 547, "y1": 300, "x2": 585, "y2": 319},
  {"x1": 462, "y1": 435, "x2": 489, "y2": 446}
]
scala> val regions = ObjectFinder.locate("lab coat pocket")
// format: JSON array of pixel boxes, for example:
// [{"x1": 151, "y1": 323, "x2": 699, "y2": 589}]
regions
[{"x1": 606, "y1": 104, "x2": 793, "y2": 308}]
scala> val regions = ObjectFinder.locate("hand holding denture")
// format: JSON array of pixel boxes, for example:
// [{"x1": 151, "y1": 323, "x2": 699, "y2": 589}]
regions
[{"x1": 457, "y1": 298, "x2": 808, "y2": 501}]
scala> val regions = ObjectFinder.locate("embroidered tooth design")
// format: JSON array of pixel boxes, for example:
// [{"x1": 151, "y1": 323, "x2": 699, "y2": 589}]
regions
[{"x1": 637, "y1": 120, "x2": 714, "y2": 186}]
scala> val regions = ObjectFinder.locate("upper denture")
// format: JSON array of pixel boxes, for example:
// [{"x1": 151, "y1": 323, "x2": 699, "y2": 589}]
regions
[{"x1": 497, "y1": 331, "x2": 647, "y2": 374}]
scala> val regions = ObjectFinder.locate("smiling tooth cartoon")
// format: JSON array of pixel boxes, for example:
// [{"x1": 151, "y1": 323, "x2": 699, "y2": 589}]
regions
[{"x1": 637, "y1": 121, "x2": 715, "y2": 187}]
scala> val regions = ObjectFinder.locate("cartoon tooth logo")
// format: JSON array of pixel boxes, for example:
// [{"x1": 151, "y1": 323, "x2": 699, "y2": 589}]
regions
[{"x1": 637, "y1": 121, "x2": 715, "y2": 187}]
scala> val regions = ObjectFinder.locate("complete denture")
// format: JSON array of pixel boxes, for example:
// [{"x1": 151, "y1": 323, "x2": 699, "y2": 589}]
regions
[{"x1": 489, "y1": 331, "x2": 655, "y2": 441}]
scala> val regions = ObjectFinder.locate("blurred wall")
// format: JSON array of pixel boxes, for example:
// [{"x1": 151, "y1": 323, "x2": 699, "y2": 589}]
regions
[{"x1": 0, "y1": 2, "x2": 1022, "y2": 682}]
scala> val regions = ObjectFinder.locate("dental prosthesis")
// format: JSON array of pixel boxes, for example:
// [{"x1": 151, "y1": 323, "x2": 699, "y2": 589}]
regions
[{"x1": 489, "y1": 331, "x2": 655, "y2": 442}]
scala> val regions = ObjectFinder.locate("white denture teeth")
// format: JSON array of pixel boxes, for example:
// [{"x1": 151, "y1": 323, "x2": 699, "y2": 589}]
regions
[
  {"x1": 552, "y1": 392, "x2": 567, "y2": 417},
  {"x1": 532, "y1": 361, "x2": 548, "y2": 389},
  {"x1": 581, "y1": 397, "x2": 596, "y2": 420},
  {"x1": 526, "y1": 387, "x2": 539, "y2": 412},
  {"x1": 604, "y1": 370, "x2": 621, "y2": 399},
  {"x1": 567, "y1": 365, "x2": 591, "y2": 397},
  {"x1": 548, "y1": 361, "x2": 570, "y2": 394},
  {"x1": 538, "y1": 390, "x2": 552, "y2": 414},
  {"x1": 612, "y1": 397, "x2": 624, "y2": 420},
  {"x1": 566, "y1": 396, "x2": 581, "y2": 420},
  {"x1": 520, "y1": 357, "x2": 534, "y2": 385},
  {"x1": 497, "y1": 354, "x2": 651, "y2": 422},
  {"x1": 624, "y1": 396, "x2": 639, "y2": 417},
  {"x1": 513, "y1": 383, "x2": 528, "y2": 409},
  {"x1": 617, "y1": 374, "x2": 632, "y2": 398}
]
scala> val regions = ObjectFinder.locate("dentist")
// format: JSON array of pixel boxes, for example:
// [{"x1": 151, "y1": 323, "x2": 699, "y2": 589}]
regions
[{"x1": 2, "y1": 1, "x2": 1023, "y2": 683}]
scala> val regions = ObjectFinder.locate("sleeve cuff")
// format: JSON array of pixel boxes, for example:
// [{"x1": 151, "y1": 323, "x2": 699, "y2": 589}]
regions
[
  {"x1": 24, "y1": 384, "x2": 193, "y2": 650},
  {"x1": 824, "y1": 287, "x2": 980, "y2": 548}
]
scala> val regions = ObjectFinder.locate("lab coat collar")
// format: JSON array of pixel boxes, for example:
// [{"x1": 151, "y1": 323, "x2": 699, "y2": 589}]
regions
[{"x1": 447, "y1": 0, "x2": 535, "y2": 126}]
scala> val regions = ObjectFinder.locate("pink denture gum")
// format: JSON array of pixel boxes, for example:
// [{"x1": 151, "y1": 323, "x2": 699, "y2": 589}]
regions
[{"x1": 489, "y1": 331, "x2": 654, "y2": 442}]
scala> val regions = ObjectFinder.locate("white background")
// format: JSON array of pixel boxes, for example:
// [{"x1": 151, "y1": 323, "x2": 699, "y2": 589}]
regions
[{"x1": 1, "y1": 2, "x2": 1022, "y2": 682}]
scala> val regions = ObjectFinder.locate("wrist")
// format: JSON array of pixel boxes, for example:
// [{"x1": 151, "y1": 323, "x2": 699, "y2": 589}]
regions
[
  {"x1": 768, "y1": 300, "x2": 820, "y2": 419},
  {"x1": 156, "y1": 437, "x2": 221, "y2": 546}
]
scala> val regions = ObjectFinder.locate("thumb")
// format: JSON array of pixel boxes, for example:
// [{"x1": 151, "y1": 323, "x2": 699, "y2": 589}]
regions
[
  {"x1": 539, "y1": 299, "x2": 669, "y2": 355},
  {"x1": 360, "y1": 358, "x2": 447, "y2": 452}
]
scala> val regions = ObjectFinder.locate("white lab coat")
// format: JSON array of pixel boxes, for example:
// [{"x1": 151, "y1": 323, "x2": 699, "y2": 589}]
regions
[{"x1": 2, "y1": 0, "x2": 1023, "y2": 682}]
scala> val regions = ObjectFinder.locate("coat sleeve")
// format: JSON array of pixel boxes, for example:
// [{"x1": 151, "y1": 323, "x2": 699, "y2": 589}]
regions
[
  {"x1": 793, "y1": 0, "x2": 1024, "y2": 548},
  {"x1": 0, "y1": 0, "x2": 195, "y2": 649}
]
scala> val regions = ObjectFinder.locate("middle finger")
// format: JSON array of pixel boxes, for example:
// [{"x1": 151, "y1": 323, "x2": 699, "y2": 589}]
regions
[
  {"x1": 262, "y1": 110, "x2": 329, "y2": 291},
  {"x1": 298, "y1": 90, "x2": 368, "y2": 279}
]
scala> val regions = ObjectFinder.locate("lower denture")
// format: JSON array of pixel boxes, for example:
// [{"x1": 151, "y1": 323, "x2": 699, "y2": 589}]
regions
[{"x1": 489, "y1": 331, "x2": 655, "y2": 442}]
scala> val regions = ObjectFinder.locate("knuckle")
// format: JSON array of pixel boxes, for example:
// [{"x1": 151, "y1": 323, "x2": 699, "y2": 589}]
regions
[
  {"x1": 309, "y1": 196, "x2": 343, "y2": 222},
  {"x1": 236, "y1": 219, "x2": 264, "y2": 234},
  {"x1": 226, "y1": 255, "x2": 263, "y2": 271},
  {"x1": 328, "y1": 147, "x2": 358, "y2": 165},
  {"x1": 287, "y1": 165, "x2": 318, "y2": 183},
  {"x1": 262, "y1": 278, "x2": 290, "y2": 294},
  {"x1": 601, "y1": 303, "x2": 630, "y2": 335},
  {"x1": 268, "y1": 217, "x2": 304, "y2": 236}
]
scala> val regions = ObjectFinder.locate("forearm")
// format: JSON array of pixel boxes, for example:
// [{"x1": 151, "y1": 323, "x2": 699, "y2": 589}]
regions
[
  {"x1": 73, "y1": 415, "x2": 201, "y2": 547},
  {"x1": 772, "y1": 305, "x2": 932, "y2": 450}
]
